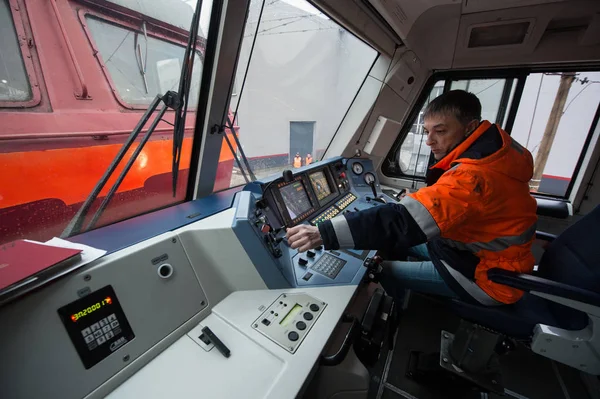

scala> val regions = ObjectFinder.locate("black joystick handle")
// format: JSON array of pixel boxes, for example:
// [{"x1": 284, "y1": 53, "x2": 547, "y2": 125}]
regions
[
  {"x1": 369, "y1": 180, "x2": 377, "y2": 198},
  {"x1": 283, "y1": 170, "x2": 293, "y2": 183}
]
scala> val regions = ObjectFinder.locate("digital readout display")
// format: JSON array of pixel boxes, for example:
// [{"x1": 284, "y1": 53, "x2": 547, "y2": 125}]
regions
[
  {"x1": 71, "y1": 296, "x2": 113, "y2": 322},
  {"x1": 279, "y1": 303, "x2": 303, "y2": 327}
]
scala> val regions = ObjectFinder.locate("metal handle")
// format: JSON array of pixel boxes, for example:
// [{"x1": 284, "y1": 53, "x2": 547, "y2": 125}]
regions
[{"x1": 50, "y1": 0, "x2": 90, "y2": 99}]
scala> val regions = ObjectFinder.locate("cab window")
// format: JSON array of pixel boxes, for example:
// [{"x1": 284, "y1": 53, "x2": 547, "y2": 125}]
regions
[
  {"x1": 84, "y1": 16, "x2": 202, "y2": 107},
  {"x1": 0, "y1": 0, "x2": 31, "y2": 102},
  {"x1": 223, "y1": 0, "x2": 378, "y2": 188}
]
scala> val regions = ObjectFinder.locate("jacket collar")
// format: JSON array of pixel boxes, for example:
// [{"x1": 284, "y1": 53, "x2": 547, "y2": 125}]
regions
[{"x1": 430, "y1": 120, "x2": 492, "y2": 171}]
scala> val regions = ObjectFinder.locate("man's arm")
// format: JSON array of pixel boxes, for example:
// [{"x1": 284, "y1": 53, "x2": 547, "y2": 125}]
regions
[
  {"x1": 317, "y1": 203, "x2": 427, "y2": 251},
  {"x1": 287, "y1": 168, "x2": 484, "y2": 252}
]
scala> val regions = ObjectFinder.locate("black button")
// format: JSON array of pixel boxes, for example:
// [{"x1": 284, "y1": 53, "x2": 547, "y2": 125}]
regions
[
  {"x1": 298, "y1": 258, "x2": 308, "y2": 266},
  {"x1": 310, "y1": 304, "x2": 320, "y2": 312},
  {"x1": 316, "y1": 245, "x2": 323, "y2": 251},
  {"x1": 288, "y1": 331, "x2": 299, "y2": 341},
  {"x1": 307, "y1": 250, "x2": 315, "y2": 258},
  {"x1": 302, "y1": 272, "x2": 313, "y2": 281},
  {"x1": 296, "y1": 321, "x2": 306, "y2": 330},
  {"x1": 262, "y1": 318, "x2": 271, "y2": 326},
  {"x1": 303, "y1": 312, "x2": 313, "y2": 321}
]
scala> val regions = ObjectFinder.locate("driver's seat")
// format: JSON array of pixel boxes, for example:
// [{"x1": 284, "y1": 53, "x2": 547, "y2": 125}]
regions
[{"x1": 446, "y1": 205, "x2": 600, "y2": 376}]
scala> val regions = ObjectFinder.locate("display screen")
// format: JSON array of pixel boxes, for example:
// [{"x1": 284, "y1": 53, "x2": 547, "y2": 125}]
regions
[
  {"x1": 309, "y1": 171, "x2": 332, "y2": 202},
  {"x1": 279, "y1": 181, "x2": 312, "y2": 220},
  {"x1": 280, "y1": 303, "x2": 303, "y2": 327},
  {"x1": 70, "y1": 295, "x2": 113, "y2": 322},
  {"x1": 58, "y1": 285, "x2": 135, "y2": 369}
]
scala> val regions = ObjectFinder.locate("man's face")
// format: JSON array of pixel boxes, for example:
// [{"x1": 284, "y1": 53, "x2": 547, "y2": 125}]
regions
[{"x1": 424, "y1": 113, "x2": 474, "y2": 160}]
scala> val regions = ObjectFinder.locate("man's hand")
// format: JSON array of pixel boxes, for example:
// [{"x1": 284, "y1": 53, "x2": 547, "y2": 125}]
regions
[{"x1": 286, "y1": 224, "x2": 323, "y2": 252}]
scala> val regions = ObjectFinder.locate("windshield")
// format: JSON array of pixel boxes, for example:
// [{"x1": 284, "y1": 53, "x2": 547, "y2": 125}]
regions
[
  {"x1": 225, "y1": 0, "x2": 378, "y2": 187},
  {"x1": 0, "y1": 0, "x2": 214, "y2": 244}
]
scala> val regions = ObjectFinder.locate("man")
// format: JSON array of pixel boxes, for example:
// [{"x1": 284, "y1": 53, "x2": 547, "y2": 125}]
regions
[
  {"x1": 286, "y1": 90, "x2": 537, "y2": 306},
  {"x1": 293, "y1": 153, "x2": 302, "y2": 168},
  {"x1": 306, "y1": 153, "x2": 313, "y2": 166}
]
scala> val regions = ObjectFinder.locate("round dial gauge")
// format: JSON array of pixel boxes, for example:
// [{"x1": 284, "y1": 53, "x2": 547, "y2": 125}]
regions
[
  {"x1": 364, "y1": 172, "x2": 376, "y2": 185},
  {"x1": 352, "y1": 162, "x2": 364, "y2": 175}
]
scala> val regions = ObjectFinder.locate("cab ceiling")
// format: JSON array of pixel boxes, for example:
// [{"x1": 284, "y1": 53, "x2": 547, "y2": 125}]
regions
[{"x1": 314, "y1": 0, "x2": 600, "y2": 70}]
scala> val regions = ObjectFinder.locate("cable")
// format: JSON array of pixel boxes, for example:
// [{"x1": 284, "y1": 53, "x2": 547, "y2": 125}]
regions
[
  {"x1": 222, "y1": 0, "x2": 267, "y2": 182},
  {"x1": 525, "y1": 74, "x2": 544, "y2": 149},
  {"x1": 562, "y1": 82, "x2": 599, "y2": 115},
  {"x1": 474, "y1": 79, "x2": 502, "y2": 96}
]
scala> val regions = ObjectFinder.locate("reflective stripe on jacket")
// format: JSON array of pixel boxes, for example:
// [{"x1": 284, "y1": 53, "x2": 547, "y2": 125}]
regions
[{"x1": 403, "y1": 121, "x2": 537, "y2": 304}]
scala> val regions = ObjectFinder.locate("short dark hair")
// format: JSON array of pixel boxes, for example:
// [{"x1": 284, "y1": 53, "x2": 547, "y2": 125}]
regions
[{"x1": 423, "y1": 90, "x2": 482, "y2": 125}]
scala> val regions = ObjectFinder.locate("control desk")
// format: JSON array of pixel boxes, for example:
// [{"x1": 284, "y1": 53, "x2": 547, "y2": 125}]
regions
[{"x1": 233, "y1": 157, "x2": 392, "y2": 289}]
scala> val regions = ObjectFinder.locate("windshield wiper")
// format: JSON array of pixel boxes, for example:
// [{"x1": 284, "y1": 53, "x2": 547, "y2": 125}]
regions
[
  {"x1": 61, "y1": 1, "x2": 204, "y2": 238},
  {"x1": 172, "y1": 1, "x2": 203, "y2": 196},
  {"x1": 134, "y1": 21, "x2": 149, "y2": 94}
]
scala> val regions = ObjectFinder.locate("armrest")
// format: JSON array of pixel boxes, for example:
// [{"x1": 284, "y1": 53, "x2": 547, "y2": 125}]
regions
[
  {"x1": 487, "y1": 268, "x2": 600, "y2": 308},
  {"x1": 535, "y1": 198, "x2": 571, "y2": 219},
  {"x1": 535, "y1": 231, "x2": 558, "y2": 242}
]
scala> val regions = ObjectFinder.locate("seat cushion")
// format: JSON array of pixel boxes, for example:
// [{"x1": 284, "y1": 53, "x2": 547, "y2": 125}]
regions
[{"x1": 447, "y1": 293, "x2": 588, "y2": 339}]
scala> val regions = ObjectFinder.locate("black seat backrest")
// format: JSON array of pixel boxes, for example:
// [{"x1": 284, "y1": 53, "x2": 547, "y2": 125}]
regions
[{"x1": 538, "y1": 205, "x2": 600, "y2": 293}]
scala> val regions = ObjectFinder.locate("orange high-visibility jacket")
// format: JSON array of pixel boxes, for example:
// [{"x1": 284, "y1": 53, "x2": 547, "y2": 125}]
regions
[
  {"x1": 404, "y1": 121, "x2": 538, "y2": 304},
  {"x1": 293, "y1": 156, "x2": 302, "y2": 168}
]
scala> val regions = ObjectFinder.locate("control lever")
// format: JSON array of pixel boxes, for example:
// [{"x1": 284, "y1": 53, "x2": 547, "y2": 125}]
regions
[
  {"x1": 364, "y1": 255, "x2": 383, "y2": 283},
  {"x1": 367, "y1": 180, "x2": 386, "y2": 204}
]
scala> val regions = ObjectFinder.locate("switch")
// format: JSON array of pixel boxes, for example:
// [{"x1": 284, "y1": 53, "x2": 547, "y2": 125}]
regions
[
  {"x1": 316, "y1": 245, "x2": 323, "y2": 251},
  {"x1": 261, "y1": 318, "x2": 271, "y2": 326},
  {"x1": 298, "y1": 258, "x2": 308, "y2": 266},
  {"x1": 288, "y1": 331, "x2": 299, "y2": 342},
  {"x1": 307, "y1": 250, "x2": 315, "y2": 258}
]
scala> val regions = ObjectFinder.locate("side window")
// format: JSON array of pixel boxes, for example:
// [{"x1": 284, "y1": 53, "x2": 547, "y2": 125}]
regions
[
  {"x1": 0, "y1": 0, "x2": 31, "y2": 101},
  {"x1": 397, "y1": 82, "x2": 444, "y2": 177},
  {"x1": 511, "y1": 72, "x2": 600, "y2": 197},
  {"x1": 85, "y1": 16, "x2": 202, "y2": 106},
  {"x1": 386, "y1": 72, "x2": 600, "y2": 200},
  {"x1": 394, "y1": 78, "x2": 514, "y2": 177}
]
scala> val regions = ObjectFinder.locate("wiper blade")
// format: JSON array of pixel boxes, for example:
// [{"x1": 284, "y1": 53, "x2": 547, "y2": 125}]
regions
[
  {"x1": 61, "y1": 92, "x2": 181, "y2": 238},
  {"x1": 171, "y1": 0, "x2": 203, "y2": 196}
]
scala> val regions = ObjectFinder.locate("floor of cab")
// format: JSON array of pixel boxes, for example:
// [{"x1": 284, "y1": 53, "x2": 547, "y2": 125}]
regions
[{"x1": 367, "y1": 293, "x2": 595, "y2": 399}]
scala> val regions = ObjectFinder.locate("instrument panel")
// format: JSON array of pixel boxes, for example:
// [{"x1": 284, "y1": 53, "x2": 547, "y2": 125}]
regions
[
  {"x1": 265, "y1": 159, "x2": 351, "y2": 228},
  {"x1": 234, "y1": 157, "x2": 387, "y2": 289}
]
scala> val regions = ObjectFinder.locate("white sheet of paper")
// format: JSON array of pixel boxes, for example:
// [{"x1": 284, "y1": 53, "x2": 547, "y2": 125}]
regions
[{"x1": 44, "y1": 238, "x2": 107, "y2": 270}]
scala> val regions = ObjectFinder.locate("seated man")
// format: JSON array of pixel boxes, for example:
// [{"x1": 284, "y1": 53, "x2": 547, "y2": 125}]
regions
[{"x1": 286, "y1": 90, "x2": 537, "y2": 306}]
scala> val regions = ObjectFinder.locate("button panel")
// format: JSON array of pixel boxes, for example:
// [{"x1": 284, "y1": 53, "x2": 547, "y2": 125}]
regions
[
  {"x1": 335, "y1": 192, "x2": 357, "y2": 210},
  {"x1": 310, "y1": 206, "x2": 340, "y2": 225},
  {"x1": 310, "y1": 253, "x2": 346, "y2": 279},
  {"x1": 57, "y1": 285, "x2": 135, "y2": 370},
  {"x1": 252, "y1": 293, "x2": 326, "y2": 354}
]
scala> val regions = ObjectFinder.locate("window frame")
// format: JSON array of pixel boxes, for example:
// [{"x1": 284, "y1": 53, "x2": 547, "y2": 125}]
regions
[
  {"x1": 382, "y1": 66, "x2": 600, "y2": 201},
  {"x1": 77, "y1": 7, "x2": 204, "y2": 110},
  {"x1": 0, "y1": 0, "x2": 42, "y2": 108}
]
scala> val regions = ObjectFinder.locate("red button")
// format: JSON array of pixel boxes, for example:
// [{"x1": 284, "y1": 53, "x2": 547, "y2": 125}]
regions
[
  {"x1": 261, "y1": 224, "x2": 271, "y2": 233},
  {"x1": 340, "y1": 172, "x2": 346, "y2": 178}
]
